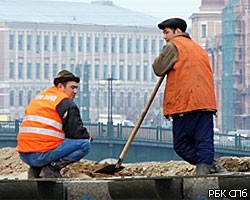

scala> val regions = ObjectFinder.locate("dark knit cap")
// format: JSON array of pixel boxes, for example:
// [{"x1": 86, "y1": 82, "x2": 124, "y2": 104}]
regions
[
  {"x1": 158, "y1": 18, "x2": 187, "y2": 32},
  {"x1": 53, "y1": 70, "x2": 80, "y2": 85}
]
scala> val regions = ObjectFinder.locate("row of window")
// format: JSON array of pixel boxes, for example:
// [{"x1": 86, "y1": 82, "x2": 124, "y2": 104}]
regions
[
  {"x1": 9, "y1": 62, "x2": 157, "y2": 81},
  {"x1": 9, "y1": 90, "x2": 163, "y2": 108},
  {"x1": 9, "y1": 33, "x2": 164, "y2": 54},
  {"x1": 94, "y1": 91, "x2": 152, "y2": 108}
]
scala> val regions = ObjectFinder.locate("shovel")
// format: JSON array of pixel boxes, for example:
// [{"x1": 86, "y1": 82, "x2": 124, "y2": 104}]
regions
[{"x1": 94, "y1": 75, "x2": 165, "y2": 175}]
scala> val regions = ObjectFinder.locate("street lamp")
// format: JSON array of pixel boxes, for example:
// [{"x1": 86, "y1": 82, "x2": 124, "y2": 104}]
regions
[{"x1": 100, "y1": 75, "x2": 121, "y2": 137}]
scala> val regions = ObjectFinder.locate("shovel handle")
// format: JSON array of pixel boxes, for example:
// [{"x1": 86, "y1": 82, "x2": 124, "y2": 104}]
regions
[{"x1": 116, "y1": 75, "x2": 165, "y2": 167}]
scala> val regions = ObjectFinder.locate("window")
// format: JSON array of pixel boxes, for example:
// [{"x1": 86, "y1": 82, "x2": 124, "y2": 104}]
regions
[
  {"x1": 112, "y1": 91, "x2": 116, "y2": 106},
  {"x1": 128, "y1": 92, "x2": 132, "y2": 107},
  {"x1": 95, "y1": 63, "x2": 99, "y2": 80},
  {"x1": 119, "y1": 38, "x2": 124, "y2": 53},
  {"x1": 36, "y1": 63, "x2": 40, "y2": 79},
  {"x1": 201, "y1": 24, "x2": 207, "y2": 38},
  {"x1": 70, "y1": 63, "x2": 74, "y2": 73},
  {"x1": 136, "y1": 92, "x2": 140, "y2": 106},
  {"x1": 119, "y1": 64, "x2": 124, "y2": 80},
  {"x1": 159, "y1": 39, "x2": 164, "y2": 51},
  {"x1": 27, "y1": 35, "x2": 32, "y2": 51},
  {"x1": 75, "y1": 64, "x2": 81, "y2": 77},
  {"x1": 44, "y1": 63, "x2": 49, "y2": 79},
  {"x1": 53, "y1": 63, "x2": 58, "y2": 77},
  {"x1": 9, "y1": 34, "x2": 14, "y2": 50},
  {"x1": 95, "y1": 90, "x2": 99, "y2": 107},
  {"x1": 44, "y1": 35, "x2": 49, "y2": 51},
  {"x1": 111, "y1": 64, "x2": 116, "y2": 78},
  {"x1": 136, "y1": 39, "x2": 140, "y2": 53},
  {"x1": 9, "y1": 62, "x2": 14, "y2": 79},
  {"x1": 19, "y1": 91, "x2": 24, "y2": 106},
  {"x1": 120, "y1": 92, "x2": 125, "y2": 106},
  {"x1": 144, "y1": 93, "x2": 148, "y2": 106},
  {"x1": 104, "y1": 91, "x2": 108, "y2": 107},
  {"x1": 143, "y1": 63, "x2": 148, "y2": 81},
  {"x1": 103, "y1": 64, "x2": 108, "y2": 79},
  {"x1": 10, "y1": 91, "x2": 15, "y2": 106},
  {"x1": 61, "y1": 64, "x2": 66, "y2": 70},
  {"x1": 95, "y1": 37, "x2": 99, "y2": 53},
  {"x1": 36, "y1": 35, "x2": 41, "y2": 52},
  {"x1": 151, "y1": 39, "x2": 156, "y2": 54},
  {"x1": 151, "y1": 68, "x2": 156, "y2": 81},
  {"x1": 70, "y1": 36, "x2": 75, "y2": 52},
  {"x1": 27, "y1": 91, "x2": 33, "y2": 104},
  {"x1": 136, "y1": 65, "x2": 140, "y2": 80},
  {"x1": 78, "y1": 37, "x2": 83, "y2": 52},
  {"x1": 27, "y1": 63, "x2": 32, "y2": 79},
  {"x1": 103, "y1": 38, "x2": 108, "y2": 53},
  {"x1": 127, "y1": 38, "x2": 132, "y2": 53},
  {"x1": 18, "y1": 35, "x2": 23, "y2": 51},
  {"x1": 18, "y1": 63, "x2": 23, "y2": 79},
  {"x1": 53, "y1": 36, "x2": 58, "y2": 52},
  {"x1": 127, "y1": 65, "x2": 132, "y2": 81},
  {"x1": 86, "y1": 36, "x2": 91, "y2": 53},
  {"x1": 143, "y1": 39, "x2": 148, "y2": 54},
  {"x1": 111, "y1": 38, "x2": 116, "y2": 53},
  {"x1": 61, "y1": 36, "x2": 66, "y2": 51}
]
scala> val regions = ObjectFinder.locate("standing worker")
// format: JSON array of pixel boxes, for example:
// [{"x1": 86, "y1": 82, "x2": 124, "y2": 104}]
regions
[
  {"x1": 17, "y1": 70, "x2": 92, "y2": 178},
  {"x1": 152, "y1": 18, "x2": 226, "y2": 175}
]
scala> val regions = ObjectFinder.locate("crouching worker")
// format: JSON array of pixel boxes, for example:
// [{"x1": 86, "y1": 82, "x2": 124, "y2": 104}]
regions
[{"x1": 16, "y1": 70, "x2": 92, "y2": 178}]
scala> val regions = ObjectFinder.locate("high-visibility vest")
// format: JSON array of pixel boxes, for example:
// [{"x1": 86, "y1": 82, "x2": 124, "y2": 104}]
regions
[
  {"x1": 16, "y1": 86, "x2": 68, "y2": 153},
  {"x1": 163, "y1": 36, "x2": 217, "y2": 115}
]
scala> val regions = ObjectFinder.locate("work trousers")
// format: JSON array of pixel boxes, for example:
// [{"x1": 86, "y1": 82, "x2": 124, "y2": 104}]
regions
[
  {"x1": 172, "y1": 111, "x2": 214, "y2": 165},
  {"x1": 19, "y1": 138, "x2": 91, "y2": 167}
]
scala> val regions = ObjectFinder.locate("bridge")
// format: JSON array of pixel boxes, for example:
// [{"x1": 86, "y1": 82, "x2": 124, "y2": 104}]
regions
[{"x1": 1, "y1": 120, "x2": 250, "y2": 163}]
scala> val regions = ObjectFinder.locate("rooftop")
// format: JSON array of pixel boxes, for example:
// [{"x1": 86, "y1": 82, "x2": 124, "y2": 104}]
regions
[{"x1": 0, "y1": 0, "x2": 160, "y2": 27}]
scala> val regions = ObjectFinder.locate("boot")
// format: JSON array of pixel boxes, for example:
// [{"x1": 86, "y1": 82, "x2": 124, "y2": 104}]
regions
[
  {"x1": 27, "y1": 167, "x2": 42, "y2": 179},
  {"x1": 196, "y1": 164, "x2": 212, "y2": 175},
  {"x1": 39, "y1": 157, "x2": 72, "y2": 178},
  {"x1": 210, "y1": 160, "x2": 228, "y2": 174}
]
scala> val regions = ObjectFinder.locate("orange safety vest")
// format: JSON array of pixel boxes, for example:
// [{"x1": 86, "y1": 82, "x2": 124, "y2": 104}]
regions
[
  {"x1": 163, "y1": 36, "x2": 217, "y2": 115},
  {"x1": 16, "y1": 86, "x2": 68, "y2": 153}
]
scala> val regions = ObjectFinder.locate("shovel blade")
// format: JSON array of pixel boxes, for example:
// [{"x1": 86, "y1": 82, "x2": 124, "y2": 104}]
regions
[{"x1": 94, "y1": 164, "x2": 125, "y2": 175}]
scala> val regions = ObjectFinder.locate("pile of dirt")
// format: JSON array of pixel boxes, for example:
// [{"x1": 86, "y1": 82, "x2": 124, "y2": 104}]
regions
[
  {"x1": 0, "y1": 147, "x2": 250, "y2": 179},
  {"x1": 0, "y1": 147, "x2": 28, "y2": 176}
]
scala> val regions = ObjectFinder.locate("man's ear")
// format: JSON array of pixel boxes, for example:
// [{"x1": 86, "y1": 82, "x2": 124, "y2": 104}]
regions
[
  {"x1": 57, "y1": 83, "x2": 64, "y2": 90},
  {"x1": 175, "y1": 28, "x2": 183, "y2": 33}
]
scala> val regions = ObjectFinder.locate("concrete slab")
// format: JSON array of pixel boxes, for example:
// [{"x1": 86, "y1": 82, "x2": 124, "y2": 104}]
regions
[{"x1": 0, "y1": 174, "x2": 250, "y2": 200}]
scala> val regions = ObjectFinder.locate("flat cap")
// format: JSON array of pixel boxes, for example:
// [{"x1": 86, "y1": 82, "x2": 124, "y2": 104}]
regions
[
  {"x1": 158, "y1": 18, "x2": 187, "y2": 32},
  {"x1": 54, "y1": 70, "x2": 80, "y2": 85}
]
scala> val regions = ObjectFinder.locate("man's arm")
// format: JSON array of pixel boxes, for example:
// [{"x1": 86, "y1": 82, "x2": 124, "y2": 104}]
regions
[
  {"x1": 56, "y1": 98, "x2": 90, "y2": 139},
  {"x1": 152, "y1": 42, "x2": 178, "y2": 76}
]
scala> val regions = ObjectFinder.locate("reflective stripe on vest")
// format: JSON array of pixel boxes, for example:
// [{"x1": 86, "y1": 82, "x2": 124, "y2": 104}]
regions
[
  {"x1": 19, "y1": 127, "x2": 65, "y2": 139},
  {"x1": 23, "y1": 115, "x2": 62, "y2": 130}
]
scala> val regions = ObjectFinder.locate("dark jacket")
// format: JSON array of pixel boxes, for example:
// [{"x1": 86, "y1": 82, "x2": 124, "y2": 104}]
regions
[{"x1": 56, "y1": 98, "x2": 90, "y2": 139}]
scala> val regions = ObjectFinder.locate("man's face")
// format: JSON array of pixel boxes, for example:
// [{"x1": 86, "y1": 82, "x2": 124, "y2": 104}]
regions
[
  {"x1": 163, "y1": 28, "x2": 175, "y2": 42},
  {"x1": 61, "y1": 81, "x2": 78, "y2": 99}
]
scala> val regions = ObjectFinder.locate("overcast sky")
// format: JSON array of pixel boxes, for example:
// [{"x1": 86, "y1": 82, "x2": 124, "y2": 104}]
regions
[
  {"x1": 112, "y1": 0, "x2": 201, "y2": 22},
  {"x1": 51, "y1": 0, "x2": 201, "y2": 27}
]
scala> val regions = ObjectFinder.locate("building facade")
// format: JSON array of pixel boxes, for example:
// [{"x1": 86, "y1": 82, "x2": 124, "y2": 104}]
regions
[
  {"x1": 190, "y1": 0, "x2": 226, "y2": 130},
  {"x1": 190, "y1": 0, "x2": 250, "y2": 132},
  {"x1": 221, "y1": 0, "x2": 250, "y2": 132},
  {"x1": 0, "y1": 0, "x2": 166, "y2": 125}
]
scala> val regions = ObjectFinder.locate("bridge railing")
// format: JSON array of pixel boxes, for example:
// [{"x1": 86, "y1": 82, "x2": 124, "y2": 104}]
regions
[{"x1": 0, "y1": 120, "x2": 250, "y2": 151}]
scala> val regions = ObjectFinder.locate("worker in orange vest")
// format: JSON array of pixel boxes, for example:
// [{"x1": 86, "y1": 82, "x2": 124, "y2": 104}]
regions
[
  {"x1": 153, "y1": 18, "x2": 227, "y2": 175},
  {"x1": 17, "y1": 70, "x2": 92, "y2": 178}
]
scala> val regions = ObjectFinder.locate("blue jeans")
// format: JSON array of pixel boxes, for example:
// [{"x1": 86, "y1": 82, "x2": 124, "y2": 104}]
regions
[
  {"x1": 172, "y1": 111, "x2": 214, "y2": 165},
  {"x1": 19, "y1": 138, "x2": 91, "y2": 167}
]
